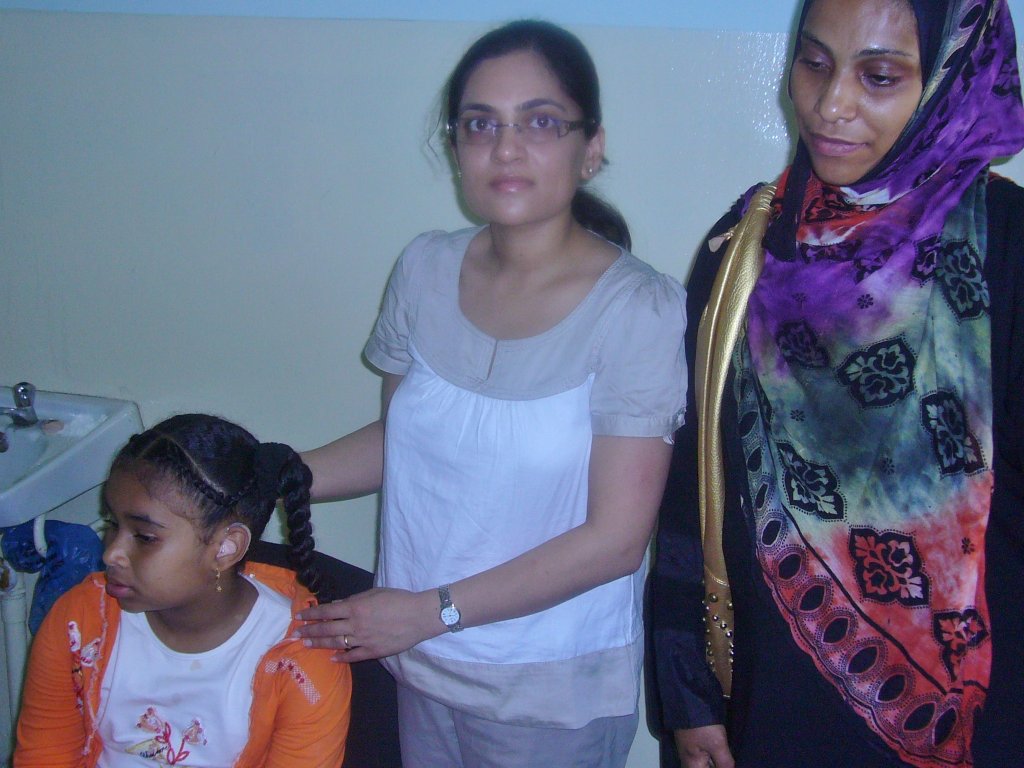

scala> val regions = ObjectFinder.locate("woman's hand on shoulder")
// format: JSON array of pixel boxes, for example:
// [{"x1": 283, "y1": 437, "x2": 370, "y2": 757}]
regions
[
  {"x1": 295, "y1": 587, "x2": 439, "y2": 662},
  {"x1": 674, "y1": 725, "x2": 734, "y2": 768}
]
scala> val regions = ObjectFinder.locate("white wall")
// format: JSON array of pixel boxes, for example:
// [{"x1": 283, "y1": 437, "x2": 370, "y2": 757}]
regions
[
  {"x1": 2, "y1": 5, "x2": 1023, "y2": 766},
  {"x1": 0, "y1": 0, "x2": 817, "y2": 32},
  {"x1": 0, "y1": 11, "x2": 805, "y2": 558}
]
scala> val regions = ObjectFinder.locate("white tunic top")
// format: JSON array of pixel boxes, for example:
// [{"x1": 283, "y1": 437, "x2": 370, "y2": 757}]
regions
[{"x1": 364, "y1": 228, "x2": 687, "y2": 727}]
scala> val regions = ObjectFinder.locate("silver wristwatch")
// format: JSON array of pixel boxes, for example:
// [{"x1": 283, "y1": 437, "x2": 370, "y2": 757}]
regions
[{"x1": 438, "y1": 584, "x2": 463, "y2": 632}]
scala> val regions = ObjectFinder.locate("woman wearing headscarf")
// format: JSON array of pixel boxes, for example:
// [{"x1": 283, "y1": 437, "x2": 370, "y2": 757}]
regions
[{"x1": 648, "y1": 1, "x2": 1024, "y2": 766}]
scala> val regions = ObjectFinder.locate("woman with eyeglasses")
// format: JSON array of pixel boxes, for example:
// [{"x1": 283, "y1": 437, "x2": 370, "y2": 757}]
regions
[
  {"x1": 295, "y1": 20, "x2": 686, "y2": 766},
  {"x1": 648, "y1": 1, "x2": 1024, "y2": 767}
]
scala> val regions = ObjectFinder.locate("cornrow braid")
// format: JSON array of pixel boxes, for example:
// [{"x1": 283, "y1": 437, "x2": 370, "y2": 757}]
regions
[
  {"x1": 192, "y1": 472, "x2": 257, "y2": 510},
  {"x1": 157, "y1": 432, "x2": 255, "y2": 510},
  {"x1": 120, "y1": 430, "x2": 236, "y2": 522}
]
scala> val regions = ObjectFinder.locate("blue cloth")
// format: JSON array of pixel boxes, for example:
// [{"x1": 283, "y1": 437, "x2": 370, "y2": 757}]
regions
[{"x1": 2, "y1": 519, "x2": 103, "y2": 633}]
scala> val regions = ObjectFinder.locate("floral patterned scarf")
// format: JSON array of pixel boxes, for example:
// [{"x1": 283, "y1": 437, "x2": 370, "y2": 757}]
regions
[{"x1": 736, "y1": 1, "x2": 1024, "y2": 765}]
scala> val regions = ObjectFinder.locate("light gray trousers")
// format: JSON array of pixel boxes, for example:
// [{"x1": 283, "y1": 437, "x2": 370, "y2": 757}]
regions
[{"x1": 397, "y1": 684, "x2": 639, "y2": 768}]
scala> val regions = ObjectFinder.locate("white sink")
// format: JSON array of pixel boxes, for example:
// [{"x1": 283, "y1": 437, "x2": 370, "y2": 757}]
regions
[{"x1": 0, "y1": 387, "x2": 142, "y2": 528}]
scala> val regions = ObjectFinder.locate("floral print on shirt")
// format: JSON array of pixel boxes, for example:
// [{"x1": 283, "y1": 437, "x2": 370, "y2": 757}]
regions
[{"x1": 127, "y1": 707, "x2": 207, "y2": 765}]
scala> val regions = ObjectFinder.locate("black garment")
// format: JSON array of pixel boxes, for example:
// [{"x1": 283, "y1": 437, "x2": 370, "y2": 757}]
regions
[{"x1": 646, "y1": 176, "x2": 1024, "y2": 768}]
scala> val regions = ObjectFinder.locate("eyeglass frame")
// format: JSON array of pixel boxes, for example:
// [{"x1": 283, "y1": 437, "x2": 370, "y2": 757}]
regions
[{"x1": 446, "y1": 116, "x2": 597, "y2": 144}]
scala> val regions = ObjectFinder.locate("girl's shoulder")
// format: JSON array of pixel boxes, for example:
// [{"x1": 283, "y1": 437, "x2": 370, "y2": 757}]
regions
[
  {"x1": 50, "y1": 572, "x2": 111, "y2": 615},
  {"x1": 250, "y1": 611, "x2": 352, "y2": 710},
  {"x1": 35, "y1": 572, "x2": 115, "y2": 658}
]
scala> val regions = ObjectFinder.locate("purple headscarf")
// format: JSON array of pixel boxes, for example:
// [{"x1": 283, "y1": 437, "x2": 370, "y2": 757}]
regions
[{"x1": 737, "y1": 1, "x2": 1024, "y2": 765}]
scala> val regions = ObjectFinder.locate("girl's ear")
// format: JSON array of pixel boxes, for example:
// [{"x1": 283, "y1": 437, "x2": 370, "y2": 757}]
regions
[{"x1": 213, "y1": 523, "x2": 252, "y2": 570}]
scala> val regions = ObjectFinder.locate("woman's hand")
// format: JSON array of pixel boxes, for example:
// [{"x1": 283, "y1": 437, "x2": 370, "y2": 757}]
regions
[
  {"x1": 674, "y1": 725, "x2": 734, "y2": 768},
  {"x1": 295, "y1": 587, "x2": 440, "y2": 662}
]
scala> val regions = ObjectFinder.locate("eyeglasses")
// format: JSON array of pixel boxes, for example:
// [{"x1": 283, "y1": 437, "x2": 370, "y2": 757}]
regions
[{"x1": 448, "y1": 114, "x2": 594, "y2": 145}]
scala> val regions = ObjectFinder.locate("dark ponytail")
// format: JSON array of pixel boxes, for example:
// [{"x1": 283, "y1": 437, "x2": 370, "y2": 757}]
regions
[
  {"x1": 572, "y1": 189, "x2": 631, "y2": 251},
  {"x1": 112, "y1": 414, "x2": 321, "y2": 595},
  {"x1": 263, "y1": 447, "x2": 321, "y2": 596},
  {"x1": 442, "y1": 20, "x2": 632, "y2": 250}
]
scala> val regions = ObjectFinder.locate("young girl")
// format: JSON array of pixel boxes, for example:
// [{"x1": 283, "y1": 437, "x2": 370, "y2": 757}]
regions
[
  {"x1": 297, "y1": 20, "x2": 686, "y2": 767},
  {"x1": 15, "y1": 414, "x2": 351, "y2": 768}
]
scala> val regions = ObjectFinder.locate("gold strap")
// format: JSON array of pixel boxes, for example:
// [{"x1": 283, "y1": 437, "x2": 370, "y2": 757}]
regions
[{"x1": 695, "y1": 183, "x2": 776, "y2": 698}]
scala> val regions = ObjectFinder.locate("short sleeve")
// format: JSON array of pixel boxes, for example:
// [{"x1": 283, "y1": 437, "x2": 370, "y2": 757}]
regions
[
  {"x1": 363, "y1": 232, "x2": 443, "y2": 375},
  {"x1": 591, "y1": 272, "x2": 687, "y2": 438}
]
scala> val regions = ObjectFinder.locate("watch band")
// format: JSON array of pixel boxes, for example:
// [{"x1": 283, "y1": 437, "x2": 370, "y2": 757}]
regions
[{"x1": 438, "y1": 584, "x2": 463, "y2": 632}]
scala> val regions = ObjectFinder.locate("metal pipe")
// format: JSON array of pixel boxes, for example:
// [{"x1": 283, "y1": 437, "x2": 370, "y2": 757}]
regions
[
  {"x1": 32, "y1": 515, "x2": 47, "y2": 559},
  {"x1": 0, "y1": 557, "x2": 28, "y2": 764}
]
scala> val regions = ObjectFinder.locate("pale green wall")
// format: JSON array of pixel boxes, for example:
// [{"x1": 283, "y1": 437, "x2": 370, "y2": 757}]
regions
[{"x1": 2, "y1": 8, "x2": 1023, "y2": 766}]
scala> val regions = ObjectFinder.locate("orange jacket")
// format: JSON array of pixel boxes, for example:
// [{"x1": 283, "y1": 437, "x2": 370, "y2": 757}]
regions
[{"x1": 15, "y1": 562, "x2": 350, "y2": 768}]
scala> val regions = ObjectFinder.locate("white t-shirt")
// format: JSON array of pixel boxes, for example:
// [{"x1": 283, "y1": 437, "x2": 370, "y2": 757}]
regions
[
  {"x1": 364, "y1": 228, "x2": 687, "y2": 727},
  {"x1": 96, "y1": 577, "x2": 291, "y2": 767}
]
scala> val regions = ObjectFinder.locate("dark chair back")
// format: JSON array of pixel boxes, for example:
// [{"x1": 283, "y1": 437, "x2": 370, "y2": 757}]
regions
[{"x1": 249, "y1": 540, "x2": 402, "y2": 768}]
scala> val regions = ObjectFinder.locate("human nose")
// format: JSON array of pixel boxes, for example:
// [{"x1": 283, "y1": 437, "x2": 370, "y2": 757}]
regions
[
  {"x1": 491, "y1": 122, "x2": 525, "y2": 160},
  {"x1": 102, "y1": 530, "x2": 127, "y2": 568},
  {"x1": 816, "y1": 72, "x2": 857, "y2": 122}
]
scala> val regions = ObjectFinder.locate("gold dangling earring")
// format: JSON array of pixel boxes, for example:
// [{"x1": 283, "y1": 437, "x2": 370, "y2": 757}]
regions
[{"x1": 215, "y1": 569, "x2": 222, "y2": 593}]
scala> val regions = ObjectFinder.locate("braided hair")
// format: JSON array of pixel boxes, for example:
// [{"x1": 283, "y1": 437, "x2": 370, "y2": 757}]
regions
[{"x1": 110, "y1": 414, "x2": 320, "y2": 595}]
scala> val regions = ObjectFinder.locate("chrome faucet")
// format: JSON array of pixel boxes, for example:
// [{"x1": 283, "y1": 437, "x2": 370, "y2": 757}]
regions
[{"x1": 1, "y1": 382, "x2": 39, "y2": 427}]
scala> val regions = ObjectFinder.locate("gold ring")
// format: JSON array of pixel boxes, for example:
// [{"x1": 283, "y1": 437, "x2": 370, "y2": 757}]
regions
[{"x1": 342, "y1": 634, "x2": 351, "y2": 649}]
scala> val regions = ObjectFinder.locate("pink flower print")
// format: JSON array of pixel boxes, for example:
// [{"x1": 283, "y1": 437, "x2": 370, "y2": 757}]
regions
[
  {"x1": 67, "y1": 621, "x2": 100, "y2": 711},
  {"x1": 182, "y1": 718, "x2": 207, "y2": 746},
  {"x1": 131, "y1": 708, "x2": 205, "y2": 764},
  {"x1": 137, "y1": 707, "x2": 165, "y2": 733},
  {"x1": 79, "y1": 638, "x2": 100, "y2": 668},
  {"x1": 68, "y1": 621, "x2": 82, "y2": 653}
]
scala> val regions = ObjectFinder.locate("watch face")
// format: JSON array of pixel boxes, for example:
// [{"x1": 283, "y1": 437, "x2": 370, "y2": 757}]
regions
[{"x1": 440, "y1": 605, "x2": 461, "y2": 626}]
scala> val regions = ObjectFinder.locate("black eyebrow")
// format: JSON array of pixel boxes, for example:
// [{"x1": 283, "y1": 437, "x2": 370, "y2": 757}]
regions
[
  {"x1": 458, "y1": 98, "x2": 570, "y2": 116},
  {"x1": 458, "y1": 102, "x2": 495, "y2": 114},
  {"x1": 800, "y1": 30, "x2": 917, "y2": 60},
  {"x1": 102, "y1": 504, "x2": 168, "y2": 528},
  {"x1": 125, "y1": 513, "x2": 167, "y2": 528},
  {"x1": 518, "y1": 98, "x2": 569, "y2": 112}
]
